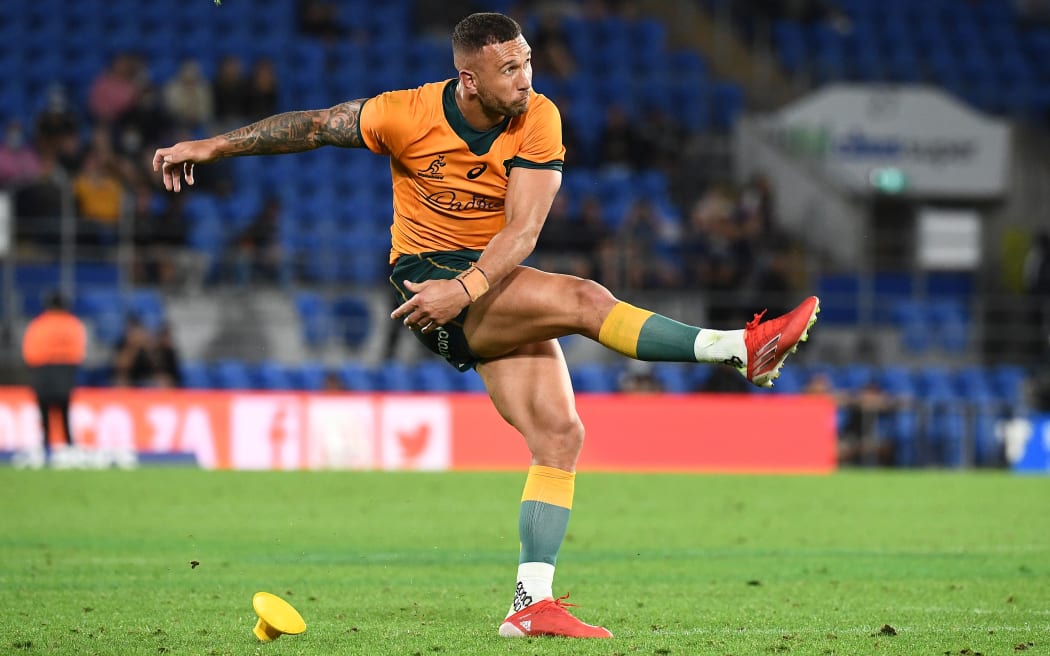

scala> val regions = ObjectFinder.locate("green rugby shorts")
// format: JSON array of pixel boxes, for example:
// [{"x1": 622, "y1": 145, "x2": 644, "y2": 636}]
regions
[{"x1": 389, "y1": 250, "x2": 483, "y2": 372}]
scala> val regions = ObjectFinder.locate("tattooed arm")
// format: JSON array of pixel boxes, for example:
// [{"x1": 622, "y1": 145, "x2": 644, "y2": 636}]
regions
[{"x1": 152, "y1": 99, "x2": 367, "y2": 192}]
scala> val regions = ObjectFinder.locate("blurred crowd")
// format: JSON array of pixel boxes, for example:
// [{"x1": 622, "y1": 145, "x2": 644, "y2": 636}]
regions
[
  {"x1": 1, "y1": 49, "x2": 281, "y2": 287},
  {"x1": 111, "y1": 315, "x2": 182, "y2": 388},
  {"x1": 0, "y1": 0, "x2": 797, "y2": 308}
]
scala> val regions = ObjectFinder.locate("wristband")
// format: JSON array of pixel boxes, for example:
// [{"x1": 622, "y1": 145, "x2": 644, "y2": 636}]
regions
[{"x1": 455, "y1": 265, "x2": 490, "y2": 302}]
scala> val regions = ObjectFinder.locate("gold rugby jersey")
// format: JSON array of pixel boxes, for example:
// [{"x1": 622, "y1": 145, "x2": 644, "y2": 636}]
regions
[{"x1": 358, "y1": 79, "x2": 565, "y2": 263}]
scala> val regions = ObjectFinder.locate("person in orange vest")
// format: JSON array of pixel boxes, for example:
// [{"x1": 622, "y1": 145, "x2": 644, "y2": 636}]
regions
[{"x1": 22, "y1": 291, "x2": 87, "y2": 457}]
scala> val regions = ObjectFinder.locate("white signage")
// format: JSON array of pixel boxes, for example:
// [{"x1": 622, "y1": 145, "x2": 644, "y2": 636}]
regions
[{"x1": 771, "y1": 84, "x2": 1010, "y2": 198}]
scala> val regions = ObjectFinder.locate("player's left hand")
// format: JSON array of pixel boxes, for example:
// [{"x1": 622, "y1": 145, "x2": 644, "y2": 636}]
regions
[{"x1": 392, "y1": 279, "x2": 471, "y2": 333}]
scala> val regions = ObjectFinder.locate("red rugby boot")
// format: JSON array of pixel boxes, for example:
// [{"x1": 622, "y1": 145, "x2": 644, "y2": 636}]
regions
[
  {"x1": 741, "y1": 296, "x2": 820, "y2": 388},
  {"x1": 498, "y1": 594, "x2": 612, "y2": 638}
]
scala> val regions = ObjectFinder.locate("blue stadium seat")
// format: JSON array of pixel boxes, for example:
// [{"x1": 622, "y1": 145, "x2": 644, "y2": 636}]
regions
[
  {"x1": 891, "y1": 300, "x2": 930, "y2": 353},
  {"x1": 880, "y1": 365, "x2": 916, "y2": 398},
  {"x1": 293, "y1": 292, "x2": 331, "y2": 347},
  {"x1": 331, "y1": 295, "x2": 372, "y2": 349},
  {"x1": 770, "y1": 365, "x2": 804, "y2": 394},
  {"x1": 255, "y1": 361, "x2": 294, "y2": 390},
  {"x1": 927, "y1": 299, "x2": 969, "y2": 353},
  {"x1": 651, "y1": 363, "x2": 692, "y2": 394},
  {"x1": 411, "y1": 361, "x2": 458, "y2": 393},
  {"x1": 374, "y1": 361, "x2": 414, "y2": 392},
  {"x1": 458, "y1": 368, "x2": 487, "y2": 393},
  {"x1": 711, "y1": 81, "x2": 744, "y2": 131},
  {"x1": 213, "y1": 359, "x2": 253, "y2": 390},
  {"x1": 295, "y1": 362, "x2": 328, "y2": 391},
  {"x1": 816, "y1": 274, "x2": 860, "y2": 325},
  {"x1": 125, "y1": 289, "x2": 166, "y2": 331},
  {"x1": 179, "y1": 362, "x2": 212, "y2": 390},
  {"x1": 570, "y1": 363, "x2": 617, "y2": 393},
  {"x1": 337, "y1": 362, "x2": 376, "y2": 391}
]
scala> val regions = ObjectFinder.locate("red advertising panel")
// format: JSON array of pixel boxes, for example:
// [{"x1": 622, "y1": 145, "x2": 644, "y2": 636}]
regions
[{"x1": 0, "y1": 388, "x2": 836, "y2": 473}]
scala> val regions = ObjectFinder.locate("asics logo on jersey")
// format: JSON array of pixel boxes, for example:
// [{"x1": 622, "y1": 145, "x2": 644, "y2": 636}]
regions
[
  {"x1": 466, "y1": 163, "x2": 487, "y2": 179},
  {"x1": 417, "y1": 155, "x2": 447, "y2": 179},
  {"x1": 752, "y1": 334, "x2": 781, "y2": 372}
]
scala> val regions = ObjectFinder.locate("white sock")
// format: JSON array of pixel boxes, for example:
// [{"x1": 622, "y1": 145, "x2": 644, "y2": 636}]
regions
[
  {"x1": 506, "y1": 562, "x2": 555, "y2": 617},
  {"x1": 693, "y1": 329, "x2": 746, "y2": 365}
]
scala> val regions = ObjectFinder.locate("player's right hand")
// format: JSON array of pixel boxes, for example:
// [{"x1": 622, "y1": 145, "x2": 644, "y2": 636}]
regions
[{"x1": 152, "y1": 138, "x2": 219, "y2": 192}]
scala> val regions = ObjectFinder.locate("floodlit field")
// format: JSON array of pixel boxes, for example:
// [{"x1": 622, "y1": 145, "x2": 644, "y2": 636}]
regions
[{"x1": 1, "y1": 469, "x2": 1047, "y2": 655}]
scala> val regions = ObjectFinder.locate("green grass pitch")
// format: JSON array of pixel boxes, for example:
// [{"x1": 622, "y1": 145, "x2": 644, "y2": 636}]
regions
[{"x1": 1, "y1": 469, "x2": 1047, "y2": 655}]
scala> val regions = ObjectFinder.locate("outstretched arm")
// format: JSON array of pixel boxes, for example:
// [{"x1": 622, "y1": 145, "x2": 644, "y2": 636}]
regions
[{"x1": 152, "y1": 99, "x2": 367, "y2": 192}]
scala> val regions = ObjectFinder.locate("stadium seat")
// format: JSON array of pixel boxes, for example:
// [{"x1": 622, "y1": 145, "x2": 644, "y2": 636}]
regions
[
  {"x1": 651, "y1": 363, "x2": 692, "y2": 394},
  {"x1": 337, "y1": 362, "x2": 376, "y2": 391},
  {"x1": 212, "y1": 360, "x2": 253, "y2": 390},
  {"x1": 255, "y1": 361, "x2": 294, "y2": 390},
  {"x1": 411, "y1": 361, "x2": 458, "y2": 393},
  {"x1": 570, "y1": 363, "x2": 617, "y2": 393},
  {"x1": 293, "y1": 292, "x2": 331, "y2": 348},
  {"x1": 374, "y1": 361, "x2": 413, "y2": 392},
  {"x1": 331, "y1": 295, "x2": 372, "y2": 349},
  {"x1": 295, "y1": 362, "x2": 328, "y2": 391},
  {"x1": 179, "y1": 362, "x2": 212, "y2": 390},
  {"x1": 458, "y1": 368, "x2": 487, "y2": 393}
]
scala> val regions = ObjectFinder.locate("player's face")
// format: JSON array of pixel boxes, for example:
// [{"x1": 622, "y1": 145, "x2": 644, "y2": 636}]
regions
[{"x1": 475, "y1": 35, "x2": 532, "y2": 118}]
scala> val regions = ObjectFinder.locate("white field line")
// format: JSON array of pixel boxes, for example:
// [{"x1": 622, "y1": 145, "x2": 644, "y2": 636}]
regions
[{"x1": 643, "y1": 624, "x2": 1048, "y2": 637}]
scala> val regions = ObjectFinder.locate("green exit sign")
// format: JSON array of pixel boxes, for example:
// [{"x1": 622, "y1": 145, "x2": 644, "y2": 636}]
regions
[{"x1": 869, "y1": 167, "x2": 907, "y2": 194}]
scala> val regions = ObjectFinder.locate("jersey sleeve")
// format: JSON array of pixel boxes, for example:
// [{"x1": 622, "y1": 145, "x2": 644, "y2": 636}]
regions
[
  {"x1": 511, "y1": 94, "x2": 566, "y2": 170},
  {"x1": 359, "y1": 88, "x2": 425, "y2": 157}
]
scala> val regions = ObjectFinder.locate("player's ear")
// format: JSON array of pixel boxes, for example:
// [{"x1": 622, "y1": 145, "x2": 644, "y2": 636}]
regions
[{"x1": 458, "y1": 69, "x2": 477, "y2": 93}]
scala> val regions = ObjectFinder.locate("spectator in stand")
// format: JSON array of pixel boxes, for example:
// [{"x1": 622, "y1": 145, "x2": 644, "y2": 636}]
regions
[
  {"x1": 130, "y1": 182, "x2": 188, "y2": 286},
  {"x1": 246, "y1": 58, "x2": 280, "y2": 120},
  {"x1": 231, "y1": 195, "x2": 285, "y2": 285},
  {"x1": 679, "y1": 187, "x2": 751, "y2": 326},
  {"x1": 212, "y1": 55, "x2": 250, "y2": 130},
  {"x1": 163, "y1": 60, "x2": 215, "y2": 132},
  {"x1": 297, "y1": 0, "x2": 345, "y2": 42},
  {"x1": 34, "y1": 83, "x2": 82, "y2": 172},
  {"x1": 739, "y1": 172, "x2": 777, "y2": 239},
  {"x1": 72, "y1": 147, "x2": 125, "y2": 245},
  {"x1": 152, "y1": 323, "x2": 183, "y2": 388},
  {"x1": 837, "y1": 379, "x2": 896, "y2": 467},
  {"x1": 635, "y1": 102, "x2": 685, "y2": 173},
  {"x1": 1023, "y1": 229, "x2": 1050, "y2": 356},
  {"x1": 22, "y1": 292, "x2": 87, "y2": 463},
  {"x1": 618, "y1": 361, "x2": 664, "y2": 394},
  {"x1": 324, "y1": 369, "x2": 346, "y2": 391},
  {"x1": 115, "y1": 83, "x2": 174, "y2": 171},
  {"x1": 751, "y1": 245, "x2": 794, "y2": 319},
  {"x1": 613, "y1": 199, "x2": 681, "y2": 290},
  {"x1": 112, "y1": 315, "x2": 157, "y2": 387},
  {"x1": 14, "y1": 157, "x2": 64, "y2": 247},
  {"x1": 88, "y1": 53, "x2": 144, "y2": 125},
  {"x1": 0, "y1": 119, "x2": 43, "y2": 186},
  {"x1": 531, "y1": 12, "x2": 576, "y2": 80},
  {"x1": 547, "y1": 94, "x2": 590, "y2": 167},
  {"x1": 533, "y1": 191, "x2": 610, "y2": 281},
  {"x1": 597, "y1": 104, "x2": 646, "y2": 173}
]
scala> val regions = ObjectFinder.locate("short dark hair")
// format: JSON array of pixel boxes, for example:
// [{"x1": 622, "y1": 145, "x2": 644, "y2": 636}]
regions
[
  {"x1": 452, "y1": 12, "x2": 522, "y2": 54},
  {"x1": 45, "y1": 291, "x2": 67, "y2": 311}
]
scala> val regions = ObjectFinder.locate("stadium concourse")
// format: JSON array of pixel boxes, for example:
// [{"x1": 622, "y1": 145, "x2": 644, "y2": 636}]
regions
[{"x1": 0, "y1": 0, "x2": 1045, "y2": 469}]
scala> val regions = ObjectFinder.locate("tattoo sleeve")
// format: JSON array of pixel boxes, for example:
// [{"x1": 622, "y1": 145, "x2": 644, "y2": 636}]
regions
[{"x1": 219, "y1": 99, "x2": 367, "y2": 156}]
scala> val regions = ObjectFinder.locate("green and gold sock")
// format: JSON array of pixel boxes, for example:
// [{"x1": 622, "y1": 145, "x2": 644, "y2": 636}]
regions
[
  {"x1": 598, "y1": 301, "x2": 745, "y2": 365},
  {"x1": 509, "y1": 465, "x2": 575, "y2": 614}
]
